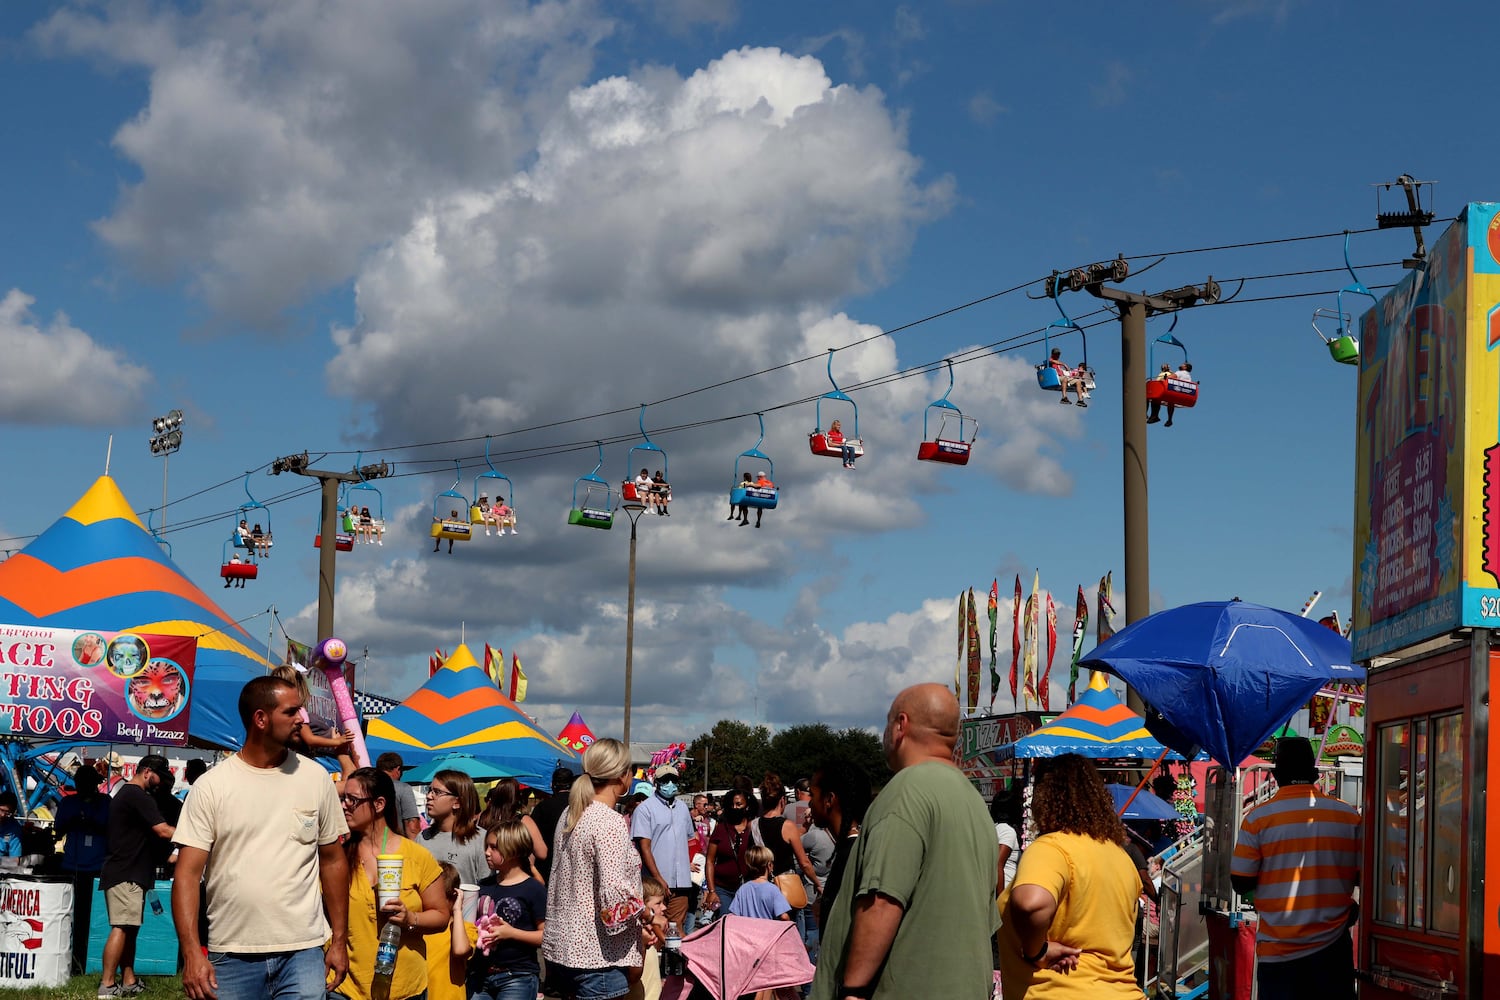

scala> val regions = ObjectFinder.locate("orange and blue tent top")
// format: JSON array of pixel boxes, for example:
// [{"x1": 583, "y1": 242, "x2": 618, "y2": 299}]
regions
[
  {"x1": 995, "y1": 672, "x2": 1189, "y2": 761},
  {"x1": 365, "y1": 643, "x2": 579, "y2": 788},
  {"x1": 0, "y1": 476, "x2": 274, "y2": 749}
]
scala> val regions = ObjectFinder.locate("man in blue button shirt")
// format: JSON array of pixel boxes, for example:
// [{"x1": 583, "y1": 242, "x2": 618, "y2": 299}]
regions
[{"x1": 632, "y1": 763, "x2": 697, "y2": 931}]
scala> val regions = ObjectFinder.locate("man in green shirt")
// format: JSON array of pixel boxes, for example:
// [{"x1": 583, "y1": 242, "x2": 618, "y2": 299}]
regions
[{"x1": 811, "y1": 684, "x2": 999, "y2": 1000}]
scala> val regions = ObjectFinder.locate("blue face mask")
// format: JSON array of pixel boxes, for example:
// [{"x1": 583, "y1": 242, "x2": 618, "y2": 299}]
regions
[{"x1": 657, "y1": 781, "x2": 679, "y2": 801}]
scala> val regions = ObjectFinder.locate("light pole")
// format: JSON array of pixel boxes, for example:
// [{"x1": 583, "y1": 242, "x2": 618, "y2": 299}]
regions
[
  {"x1": 148, "y1": 409, "x2": 184, "y2": 547},
  {"x1": 621, "y1": 498, "x2": 648, "y2": 746}
]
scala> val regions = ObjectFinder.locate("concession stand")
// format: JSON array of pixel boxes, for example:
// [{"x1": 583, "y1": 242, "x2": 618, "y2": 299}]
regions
[{"x1": 1350, "y1": 203, "x2": 1500, "y2": 999}]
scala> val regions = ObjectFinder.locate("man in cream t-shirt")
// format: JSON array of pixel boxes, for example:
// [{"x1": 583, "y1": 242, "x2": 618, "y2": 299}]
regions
[{"x1": 172, "y1": 676, "x2": 350, "y2": 1000}]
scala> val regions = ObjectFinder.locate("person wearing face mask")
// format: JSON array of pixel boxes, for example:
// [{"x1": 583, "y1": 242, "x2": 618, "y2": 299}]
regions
[{"x1": 631, "y1": 763, "x2": 698, "y2": 934}]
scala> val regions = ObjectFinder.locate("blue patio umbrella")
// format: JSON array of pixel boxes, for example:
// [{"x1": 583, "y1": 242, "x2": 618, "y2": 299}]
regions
[
  {"x1": 1106, "y1": 783, "x2": 1182, "y2": 822},
  {"x1": 402, "y1": 752, "x2": 523, "y2": 784},
  {"x1": 1078, "y1": 600, "x2": 1364, "y2": 768}
]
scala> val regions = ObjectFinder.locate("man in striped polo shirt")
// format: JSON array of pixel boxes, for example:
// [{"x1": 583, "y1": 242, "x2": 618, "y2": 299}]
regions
[{"x1": 1231, "y1": 736, "x2": 1361, "y2": 1000}]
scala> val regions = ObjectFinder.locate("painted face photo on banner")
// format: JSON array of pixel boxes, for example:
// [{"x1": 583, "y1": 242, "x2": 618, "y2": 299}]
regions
[
  {"x1": 106, "y1": 635, "x2": 150, "y2": 678},
  {"x1": 125, "y1": 658, "x2": 190, "y2": 723}
]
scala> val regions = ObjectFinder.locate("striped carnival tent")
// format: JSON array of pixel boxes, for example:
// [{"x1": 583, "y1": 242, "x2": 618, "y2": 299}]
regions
[
  {"x1": 365, "y1": 643, "x2": 578, "y2": 788},
  {"x1": 0, "y1": 476, "x2": 274, "y2": 749},
  {"x1": 995, "y1": 672, "x2": 1190, "y2": 761}
]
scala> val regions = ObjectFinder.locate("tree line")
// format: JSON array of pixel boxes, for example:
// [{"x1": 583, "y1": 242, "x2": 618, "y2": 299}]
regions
[{"x1": 683, "y1": 720, "x2": 887, "y2": 794}]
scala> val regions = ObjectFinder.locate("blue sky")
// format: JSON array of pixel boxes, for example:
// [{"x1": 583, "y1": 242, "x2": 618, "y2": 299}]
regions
[{"x1": 0, "y1": 1, "x2": 1491, "y2": 742}]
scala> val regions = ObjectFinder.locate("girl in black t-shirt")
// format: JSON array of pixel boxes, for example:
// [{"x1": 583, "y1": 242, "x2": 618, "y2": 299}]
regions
[{"x1": 471, "y1": 821, "x2": 547, "y2": 1000}]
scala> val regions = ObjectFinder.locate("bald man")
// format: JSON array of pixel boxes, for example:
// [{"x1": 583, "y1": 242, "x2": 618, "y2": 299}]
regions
[{"x1": 811, "y1": 684, "x2": 999, "y2": 1000}]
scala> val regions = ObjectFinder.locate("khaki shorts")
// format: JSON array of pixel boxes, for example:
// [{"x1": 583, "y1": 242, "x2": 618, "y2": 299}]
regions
[{"x1": 105, "y1": 882, "x2": 144, "y2": 927}]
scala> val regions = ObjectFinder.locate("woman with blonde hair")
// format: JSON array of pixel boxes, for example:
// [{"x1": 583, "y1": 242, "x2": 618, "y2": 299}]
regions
[
  {"x1": 997, "y1": 754, "x2": 1141, "y2": 999},
  {"x1": 421, "y1": 769, "x2": 488, "y2": 885},
  {"x1": 540, "y1": 739, "x2": 643, "y2": 1000}
]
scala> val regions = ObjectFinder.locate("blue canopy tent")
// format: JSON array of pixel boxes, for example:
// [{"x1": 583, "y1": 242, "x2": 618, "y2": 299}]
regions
[
  {"x1": 994, "y1": 673, "x2": 1190, "y2": 761},
  {"x1": 1078, "y1": 599, "x2": 1365, "y2": 768},
  {"x1": 365, "y1": 643, "x2": 578, "y2": 788}
]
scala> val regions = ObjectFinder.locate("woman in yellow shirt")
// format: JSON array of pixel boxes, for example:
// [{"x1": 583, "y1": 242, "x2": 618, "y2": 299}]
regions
[
  {"x1": 998, "y1": 754, "x2": 1142, "y2": 999},
  {"x1": 333, "y1": 767, "x2": 450, "y2": 1000}
]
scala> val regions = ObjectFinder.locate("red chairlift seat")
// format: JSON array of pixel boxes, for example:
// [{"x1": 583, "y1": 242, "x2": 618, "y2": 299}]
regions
[
  {"x1": 313, "y1": 533, "x2": 356, "y2": 552},
  {"x1": 917, "y1": 438, "x2": 971, "y2": 465},
  {"x1": 220, "y1": 561, "x2": 258, "y2": 581},
  {"x1": 809, "y1": 432, "x2": 864, "y2": 460},
  {"x1": 1144, "y1": 377, "x2": 1199, "y2": 409}
]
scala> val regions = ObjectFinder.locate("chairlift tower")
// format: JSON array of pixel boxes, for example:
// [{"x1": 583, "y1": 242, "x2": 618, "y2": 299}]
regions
[
  {"x1": 1049, "y1": 262, "x2": 1219, "y2": 712},
  {"x1": 271, "y1": 452, "x2": 392, "y2": 640}
]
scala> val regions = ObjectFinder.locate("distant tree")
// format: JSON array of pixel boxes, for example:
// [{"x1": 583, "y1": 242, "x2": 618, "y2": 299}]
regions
[
  {"x1": 834, "y1": 727, "x2": 888, "y2": 790},
  {"x1": 686, "y1": 719, "x2": 771, "y2": 792},
  {"x1": 768, "y1": 723, "x2": 838, "y2": 785}
]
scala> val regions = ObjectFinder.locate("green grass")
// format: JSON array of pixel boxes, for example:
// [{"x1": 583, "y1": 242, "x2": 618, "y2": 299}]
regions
[{"x1": 0, "y1": 973, "x2": 184, "y2": 999}]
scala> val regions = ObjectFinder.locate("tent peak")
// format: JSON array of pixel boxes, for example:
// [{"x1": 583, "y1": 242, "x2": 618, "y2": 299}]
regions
[{"x1": 63, "y1": 476, "x2": 145, "y2": 529}]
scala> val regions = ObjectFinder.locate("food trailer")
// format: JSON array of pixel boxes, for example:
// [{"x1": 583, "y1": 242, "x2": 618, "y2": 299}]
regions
[{"x1": 1350, "y1": 203, "x2": 1500, "y2": 998}]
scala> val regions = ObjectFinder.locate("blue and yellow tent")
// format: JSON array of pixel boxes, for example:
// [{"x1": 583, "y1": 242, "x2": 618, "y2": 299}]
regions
[
  {"x1": 366, "y1": 643, "x2": 579, "y2": 788},
  {"x1": 996, "y1": 673, "x2": 1186, "y2": 760},
  {"x1": 0, "y1": 476, "x2": 274, "y2": 749}
]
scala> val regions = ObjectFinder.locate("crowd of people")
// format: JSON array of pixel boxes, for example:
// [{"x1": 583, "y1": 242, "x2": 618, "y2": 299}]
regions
[{"x1": 41, "y1": 672, "x2": 1358, "y2": 1000}]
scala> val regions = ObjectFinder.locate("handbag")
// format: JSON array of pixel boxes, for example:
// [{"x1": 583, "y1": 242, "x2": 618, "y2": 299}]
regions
[{"x1": 750, "y1": 818, "x2": 808, "y2": 910}]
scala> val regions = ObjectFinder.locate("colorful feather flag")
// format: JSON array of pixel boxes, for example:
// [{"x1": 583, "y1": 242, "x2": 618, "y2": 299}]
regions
[
  {"x1": 1097, "y1": 572, "x2": 1116, "y2": 646},
  {"x1": 987, "y1": 579, "x2": 999, "y2": 708},
  {"x1": 1042, "y1": 591, "x2": 1057, "y2": 711},
  {"x1": 509, "y1": 651, "x2": 527, "y2": 703},
  {"x1": 956, "y1": 591, "x2": 967, "y2": 701},
  {"x1": 483, "y1": 644, "x2": 505, "y2": 687},
  {"x1": 1068, "y1": 585, "x2": 1089, "y2": 704},
  {"x1": 966, "y1": 586, "x2": 981, "y2": 713},
  {"x1": 429, "y1": 647, "x2": 448, "y2": 678},
  {"x1": 1009, "y1": 575, "x2": 1021, "y2": 706},
  {"x1": 1022, "y1": 571, "x2": 1039, "y2": 706}
]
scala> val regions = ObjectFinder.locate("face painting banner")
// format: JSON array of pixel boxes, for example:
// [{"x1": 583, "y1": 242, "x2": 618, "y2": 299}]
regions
[{"x1": 0, "y1": 624, "x2": 197, "y2": 745}]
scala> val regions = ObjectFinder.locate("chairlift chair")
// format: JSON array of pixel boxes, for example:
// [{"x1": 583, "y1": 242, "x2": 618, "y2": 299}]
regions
[
  {"x1": 621, "y1": 405, "x2": 669, "y2": 505},
  {"x1": 471, "y1": 436, "x2": 517, "y2": 536},
  {"x1": 1144, "y1": 326, "x2": 1199, "y2": 411},
  {"x1": 234, "y1": 473, "x2": 273, "y2": 553},
  {"x1": 1037, "y1": 278, "x2": 1096, "y2": 393},
  {"x1": 348, "y1": 455, "x2": 387, "y2": 543},
  {"x1": 731, "y1": 414, "x2": 780, "y2": 510},
  {"x1": 808, "y1": 349, "x2": 865, "y2": 460},
  {"x1": 1311, "y1": 233, "x2": 1376, "y2": 366},
  {"x1": 568, "y1": 442, "x2": 618, "y2": 529},
  {"x1": 430, "y1": 461, "x2": 474, "y2": 543},
  {"x1": 916, "y1": 359, "x2": 978, "y2": 465},
  {"x1": 219, "y1": 538, "x2": 258, "y2": 583}
]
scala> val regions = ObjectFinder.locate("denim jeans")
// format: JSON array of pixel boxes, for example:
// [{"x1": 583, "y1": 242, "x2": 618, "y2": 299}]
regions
[
  {"x1": 209, "y1": 947, "x2": 327, "y2": 1000},
  {"x1": 472, "y1": 970, "x2": 539, "y2": 1000},
  {"x1": 713, "y1": 885, "x2": 737, "y2": 917},
  {"x1": 547, "y1": 963, "x2": 629, "y2": 1000}
]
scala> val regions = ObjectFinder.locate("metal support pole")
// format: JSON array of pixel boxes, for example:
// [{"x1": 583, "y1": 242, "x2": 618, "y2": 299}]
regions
[
  {"x1": 161, "y1": 453, "x2": 170, "y2": 534},
  {"x1": 1120, "y1": 299, "x2": 1150, "y2": 630},
  {"x1": 316, "y1": 476, "x2": 341, "y2": 641},
  {"x1": 623, "y1": 508, "x2": 641, "y2": 746}
]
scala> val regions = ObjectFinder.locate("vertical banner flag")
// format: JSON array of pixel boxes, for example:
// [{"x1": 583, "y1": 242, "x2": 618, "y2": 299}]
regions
[
  {"x1": 1042, "y1": 591, "x2": 1057, "y2": 711},
  {"x1": 1010, "y1": 575, "x2": 1021, "y2": 706},
  {"x1": 1022, "y1": 571, "x2": 1039, "y2": 707},
  {"x1": 966, "y1": 586, "x2": 981, "y2": 713},
  {"x1": 1068, "y1": 585, "x2": 1089, "y2": 704},
  {"x1": 430, "y1": 648, "x2": 448, "y2": 678},
  {"x1": 483, "y1": 644, "x2": 505, "y2": 688},
  {"x1": 510, "y1": 651, "x2": 527, "y2": 703},
  {"x1": 1097, "y1": 571, "x2": 1116, "y2": 646},
  {"x1": 987, "y1": 579, "x2": 999, "y2": 708},
  {"x1": 956, "y1": 591, "x2": 966, "y2": 701}
]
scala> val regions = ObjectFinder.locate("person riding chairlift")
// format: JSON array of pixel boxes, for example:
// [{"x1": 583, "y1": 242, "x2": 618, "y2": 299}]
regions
[
  {"x1": 1050, "y1": 349, "x2": 1089, "y2": 407},
  {"x1": 1148, "y1": 362, "x2": 1193, "y2": 427}
]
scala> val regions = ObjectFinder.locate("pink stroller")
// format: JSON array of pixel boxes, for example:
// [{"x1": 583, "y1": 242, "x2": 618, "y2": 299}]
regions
[{"x1": 659, "y1": 915, "x2": 815, "y2": 1000}]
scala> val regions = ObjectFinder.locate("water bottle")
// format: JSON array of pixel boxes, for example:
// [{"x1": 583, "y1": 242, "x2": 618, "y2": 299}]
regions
[
  {"x1": 665, "y1": 920, "x2": 683, "y2": 977},
  {"x1": 370, "y1": 920, "x2": 402, "y2": 1000}
]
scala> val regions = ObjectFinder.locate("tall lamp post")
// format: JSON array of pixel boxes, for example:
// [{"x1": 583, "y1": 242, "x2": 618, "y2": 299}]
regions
[
  {"x1": 621, "y1": 497, "x2": 648, "y2": 747},
  {"x1": 148, "y1": 409, "x2": 184, "y2": 546}
]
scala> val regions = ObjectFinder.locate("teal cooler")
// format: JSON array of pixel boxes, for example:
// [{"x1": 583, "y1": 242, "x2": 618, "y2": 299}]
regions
[{"x1": 85, "y1": 880, "x2": 178, "y2": 974}]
